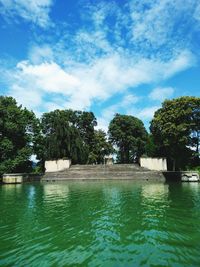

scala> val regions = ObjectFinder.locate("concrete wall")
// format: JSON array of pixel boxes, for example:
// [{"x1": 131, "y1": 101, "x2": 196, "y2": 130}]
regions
[
  {"x1": 140, "y1": 157, "x2": 167, "y2": 171},
  {"x1": 45, "y1": 159, "x2": 71, "y2": 172},
  {"x1": 163, "y1": 171, "x2": 200, "y2": 182},
  {"x1": 3, "y1": 174, "x2": 25, "y2": 183},
  {"x1": 180, "y1": 172, "x2": 199, "y2": 182},
  {"x1": 2, "y1": 173, "x2": 42, "y2": 184}
]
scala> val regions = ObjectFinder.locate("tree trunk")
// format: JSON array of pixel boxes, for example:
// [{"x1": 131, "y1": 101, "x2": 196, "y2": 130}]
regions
[{"x1": 173, "y1": 159, "x2": 176, "y2": 171}]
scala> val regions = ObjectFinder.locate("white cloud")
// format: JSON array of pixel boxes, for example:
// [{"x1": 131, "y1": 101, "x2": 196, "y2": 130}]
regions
[
  {"x1": 121, "y1": 94, "x2": 139, "y2": 106},
  {"x1": 96, "y1": 117, "x2": 110, "y2": 132},
  {"x1": 149, "y1": 87, "x2": 174, "y2": 101},
  {"x1": 137, "y1": 106, "x2": 161, "y2": 120},
  {"x1": 164, "y1": 50, "x2": 196, "y2": 78},
  {"x1": 11, "y1": 84, "x2": 42, "y2": 110},
  {"x1": 1, "y1": 0, "x2": 199, "y2": 125},
  {"x1": 16, "y1": 61, "x2": 80, "y2": 94},
  {"x1": 130, "y1": 0, "x2": 173, "y2": 46},
  {"x1": 96, "y1": 94, "x2": 140, "y2": 131},
  {"x1": 129, "y1": 0, "x2": 197, "y2": 49},
  {"x1": 97, "y1": 94, "x2": 159, "y2": 132},
  {"x1": 0, "y1": 0, "x2": 53, "y2": 27},
  {"x1": 7, "y1": 48, "x2": 194, "y2": 114},
  {"x1": 28, "y1": 45, "x2": 54, "y2": 64},
  {"x1": 193, "y1": 2, "x2": 200, "y2": 21}
]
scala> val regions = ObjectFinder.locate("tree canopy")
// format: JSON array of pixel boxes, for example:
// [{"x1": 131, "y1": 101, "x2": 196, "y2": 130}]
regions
[
  {"x1": 88, "y1": 129, "x2": 114, "y2": 164},
  {"x1": 150, "y1": 97, "x2": 200, "y2": 170},
  {"x1": 1, "y1": 95, "x2": 199, "y2": 175},
  {"x1": 41, "y1": 109, "x2": 98, "y2": 164},
  {"x1": 108, "y1": 114, "x2": 148, "y2": 163},
  {"x1": 0, "y1": 96, "x2": 39, "y2": 176}
]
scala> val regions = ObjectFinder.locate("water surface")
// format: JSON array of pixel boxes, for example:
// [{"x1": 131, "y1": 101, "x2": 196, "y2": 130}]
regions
[{"x1": 0, "y1": 181, "x2": 200, "y2": 266}]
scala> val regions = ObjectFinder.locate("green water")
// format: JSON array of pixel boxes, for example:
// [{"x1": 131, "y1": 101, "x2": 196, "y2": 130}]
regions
[{"x1": 0, "y1": 181, "x2": 200, "y2": 267}]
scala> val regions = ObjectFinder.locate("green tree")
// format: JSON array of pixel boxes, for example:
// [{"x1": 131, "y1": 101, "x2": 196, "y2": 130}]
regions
[
  {"x1": 108, "y1": 114, "x2": 148, "y2": 163},
  {"x1": 41, "y1": 109, "x2": 97, "y2": 164},
  {"x1": 76, "y1": 111, "x2": 97, "y2": 151},
  {"x1": 0, "y1": 96, "x2": 38, "y2": 176},
  {"x1": 145, "y1": 134, "x2": 159, "y2": 157},
  {"x1": 41, "y1": 110, "x2": 71, "y2": 160},
  {"x1": 88, "y1": 130, "x2": 114, "y2": 164},
  {"x1": 150, "y1": 97, "x2": 200, "y2": 170},
  {"x1": 31, "y1": 117, "x2": 46, "y2": 172}
]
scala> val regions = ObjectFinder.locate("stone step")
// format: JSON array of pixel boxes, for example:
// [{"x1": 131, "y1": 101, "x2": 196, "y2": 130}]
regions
[
  {"x1": 70, "y1": 164, "x2": 142, "y2": 170},
  {"x1": 43, "y1": 170, "x2": 151, "y2": 178},
  {"x1": 44, "y1": 173, "x2": 150, "y2": 179},
  {"x1": 41, "y1": 164, "x2": 163, "y2": 181}
]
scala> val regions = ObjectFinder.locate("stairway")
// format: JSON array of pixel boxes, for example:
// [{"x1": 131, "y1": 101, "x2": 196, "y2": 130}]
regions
[{"x1": 42, "y1": 164, "x2": 164, "y2": 181}]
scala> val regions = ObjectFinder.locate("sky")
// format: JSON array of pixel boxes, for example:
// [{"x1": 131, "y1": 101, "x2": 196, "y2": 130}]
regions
[{"x1": 0, "y1": 0, "x2": 200, "y2": 131}]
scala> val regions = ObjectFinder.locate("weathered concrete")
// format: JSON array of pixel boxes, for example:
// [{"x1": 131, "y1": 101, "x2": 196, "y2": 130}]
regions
[
  {"x1": 3, "y1": 173, "x2": 25, "y2": 184},
  {"x1": 162, "y1": 171, "x2": 200, "y2": 182},
  {"x1": 42, "y1": 164, "x2": 165, "y2": 182},
  {"x1": 180, "y1": 172, "x2": 199, "y2": 182},
  {"x1": 140, "y1": 157, "x2": 167, "y2": 171},
  {"x1": 2, "y1": 173, "x2": 42, "y2": 184},
  {"x1": 104, "y1": 155, "x2": 113, "y2": 165},
  {"x1": 45, "y1": 159, "x2": 71, "y2": 172}
]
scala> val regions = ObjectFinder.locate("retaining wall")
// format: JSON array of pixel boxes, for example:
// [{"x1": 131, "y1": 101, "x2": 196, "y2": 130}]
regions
[
  {"x1": 2, "y1": 173, "x2": 42, "y2": 184},
  {"x1": 163, "y1": 171, "x2": 200, "y2": 182},
  {"x1": 45, "y1": 159, "x2": 71, "y2": 172},
  {"x1": 140, "y1": 157, "x2": 167, "y2": 171}
]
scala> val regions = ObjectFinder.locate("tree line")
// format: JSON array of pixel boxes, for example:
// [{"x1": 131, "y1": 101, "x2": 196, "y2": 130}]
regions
[{"x1": 0, "y1": 95, "x2": 199, "y2": 175}]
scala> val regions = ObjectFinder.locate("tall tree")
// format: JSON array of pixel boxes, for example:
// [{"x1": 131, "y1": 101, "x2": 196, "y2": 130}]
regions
[
  {"x1": 108, "y1": 114, "x2": 148, "y2": 163},
  {"x1": 41, "y1": 110, "x2": 71, "y2": 160},
  {"x1": 76, "y1": 111, "x2": 97, "y2": 151},
  {"x1": 88, "y1": 130, "x2": 114, "y2": 164},
  {"x1": 150, "y1": 97, "x2": 200, "y2": 170},
  {"x1": 0, "y1": 96, "x2": 38, "y2": 176},
  {"x1": 145, "y1": 134, "x2": 159, "y2": 157},
  {"x1": 41, "y1": 109, "x2": 97, "y2": 164}
]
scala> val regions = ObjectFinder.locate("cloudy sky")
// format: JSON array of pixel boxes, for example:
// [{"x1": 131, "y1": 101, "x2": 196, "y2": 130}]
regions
[{"x1": 0, "y1": 0, "x2": 200, "y2": 130}]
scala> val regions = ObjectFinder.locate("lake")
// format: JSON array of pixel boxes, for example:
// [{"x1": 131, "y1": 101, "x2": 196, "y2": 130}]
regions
[{"x1": 0, "y1": 181, "x2": 200, "y2": 266}]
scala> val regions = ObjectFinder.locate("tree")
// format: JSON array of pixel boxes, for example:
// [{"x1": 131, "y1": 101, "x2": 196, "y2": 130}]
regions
[
  {"x1": 145, "y1": 134, "x2": 159, "y2": 157},
  {"x1": 41, "y1": 109, "x2": 97, "y2": 164},
  {"x1": 76, "y1": 111, "x2": 97, "y2": 151},
  {"x1": 88, "y1": 130, "x2": 114, "y2": 164},
  {"x1": 150, "y1": 97, "x2": 200, "y2": 170},
  {"x1": 108, "y1": 114, "x2": 148, "y2": 163},
  {"x1": 0, "y1": 96, "x2": 38, "y2": 176}
]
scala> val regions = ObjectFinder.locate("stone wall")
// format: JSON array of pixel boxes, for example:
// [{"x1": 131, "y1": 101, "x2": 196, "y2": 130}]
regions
[
  {"x1": 45, "y1": 159, "x2": 71, "y2": 172},
  {"x1": 162, "y1": 171, "x2": 200, "y2": 182},
  {"x1": 2, "y1": 173, "x2": 42, "y2": 184},
  {"x1": 3, "y1": 173, "x2": 25, "y2": 183},
  {"x1": 140, "y1": 157, "x2": 167, "y2": 171}
]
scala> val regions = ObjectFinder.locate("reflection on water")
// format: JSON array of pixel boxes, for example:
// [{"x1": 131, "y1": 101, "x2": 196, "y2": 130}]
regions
[
  {"x1": 0, "y1": 181, "x2": 200, "y2": 267},
  {"x1": 142, "y1": 183, "x2": 169, "y2": 199},
  {"x1": 44, "y1": 183, "x2": 69, "y2": 198}
]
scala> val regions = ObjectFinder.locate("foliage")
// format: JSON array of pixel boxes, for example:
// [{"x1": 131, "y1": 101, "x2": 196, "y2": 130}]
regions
[
  {"x1": 2, "y1": 94, "x2": 199, "y2": 173},
  {"x1": 145, "y1": 134, "x2": 159, "y2": 157},
  {"x1": 186, "y1": 166, "x2": 200, "y2": 175},
  {"x1": 0, "y1": 96, "x2": 39, "y2": 176},
  {"x1": 150, "y1": 96, "x2": 200, "y2": 170},
  {"x1": 108, "y1": 114, "x2": 148, "y2": 163},
  {"x1": 88, "y1": 130, "x2": 114, "y2": 164},
  {"x1": 41, "y1": 109, "x2": 97, "y2": 164}
]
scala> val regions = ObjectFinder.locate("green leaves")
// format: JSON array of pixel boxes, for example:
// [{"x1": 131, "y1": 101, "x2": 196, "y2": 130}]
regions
[
  {"x1": 89, "y1": 130, "x2": 113, "y2": 164},
  {"x1": 108, "y1": 114, "x2": 148, "y2": 163},
  {"x1": 0, "y1": 96, "x2": 38, "y2": 175},
  {"x1": 150, "y1": 96, "x2": 200, "y2": 170},
  {"x1": 41, "y1": 109, "x2": 98, "y2": 164},
  {"x1": 2, "y1": 94, "x2": 198, "y2": 174}
]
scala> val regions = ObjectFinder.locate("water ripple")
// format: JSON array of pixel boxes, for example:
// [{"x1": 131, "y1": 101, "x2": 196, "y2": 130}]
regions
[{"x1": 0, "y1": 181, "x2": 200, "y2": 266}]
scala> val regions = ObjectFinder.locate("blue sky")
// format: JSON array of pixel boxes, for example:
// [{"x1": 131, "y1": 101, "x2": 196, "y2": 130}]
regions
[{"x1": 0, "y1": 0, "x2": 200, "y2": 131}]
